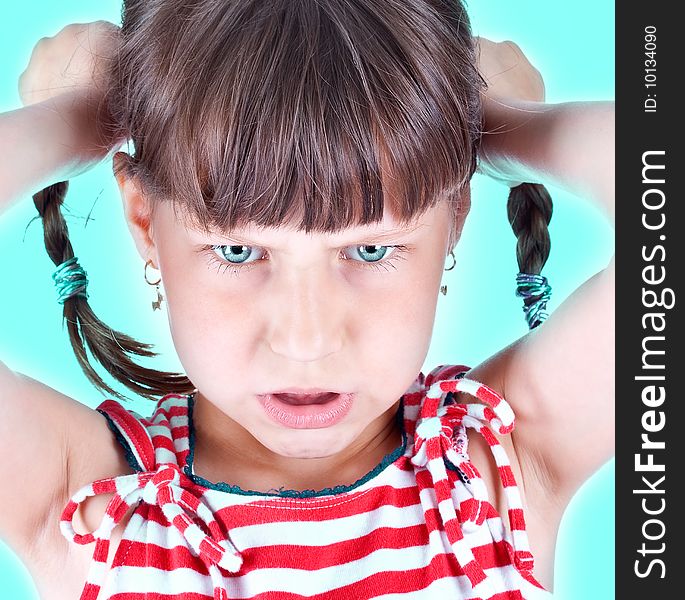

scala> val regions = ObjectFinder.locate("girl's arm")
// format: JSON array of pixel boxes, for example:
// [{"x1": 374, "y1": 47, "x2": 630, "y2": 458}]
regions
[
  {"x1": 0, "y1": 21, "x2": 123, "y2": 213},
  {"x1": 0, "y1": 21, "x2": 124, "y2": 561},
  {"x1": 477, "y1": 95, "x2": 615, "y2": 504},
  {"x1": 480, "y1": 96, "x2": 614, "y2": 222},
  {"x1": 0, "y1": 93, "x2": 112, "y2": 212}
]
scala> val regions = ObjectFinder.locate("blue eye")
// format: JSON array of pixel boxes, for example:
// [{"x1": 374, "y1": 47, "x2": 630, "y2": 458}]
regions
[
  {"x1": 346, "y1": 245, "x2": 391, "y2": 263},
  {"x1": 343, "y1": 245, "x2": 411, "y2": 273},
  {"x1": 211, "y1": 245, "x2": 262, "y2": 264}
]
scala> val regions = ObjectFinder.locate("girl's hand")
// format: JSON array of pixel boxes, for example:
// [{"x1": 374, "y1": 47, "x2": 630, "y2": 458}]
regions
[
  {"x1": 15, "y1": 21, "x2": 125, "y2": 177},
  {"x1": 18, "y1": 20, "x2": 120, "y2": 107},
  {"x1": 475, "y1": 37, "x2": 546, "y2": 187},
  {"x1": 475, "y1": 37, "x2": 545, "y2": 103}
]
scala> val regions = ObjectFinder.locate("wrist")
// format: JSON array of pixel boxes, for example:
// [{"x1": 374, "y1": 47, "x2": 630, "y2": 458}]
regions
[
  {"x1": 478, "y1": 96, "x2": 549, "y2": 187},
  {"x1": 30, "y1": 91, "x2": 123, "y2": 179}
]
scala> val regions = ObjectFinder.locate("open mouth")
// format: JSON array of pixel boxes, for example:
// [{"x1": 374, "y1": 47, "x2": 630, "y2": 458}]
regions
[
  {"x1": 258, "y1": 392, "x2": 354, "y2": 429},
  {"x1": 272, "y1": 392, "x2": 340, "y2": 405}
]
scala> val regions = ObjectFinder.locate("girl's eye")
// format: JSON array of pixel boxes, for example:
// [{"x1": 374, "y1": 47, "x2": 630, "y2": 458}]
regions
[
  {"x1": 342, "y1": 245, "x2": 409, "y2": 271},
  {"x1": 199, "y1": 243, "x2": 410, "y2": 276},
  {"x1": 200, "y1": 244, "x2": 267, "y2": 275},
  {"x1": 212, "y1": 245, "x2": 263, "y2": 265}
]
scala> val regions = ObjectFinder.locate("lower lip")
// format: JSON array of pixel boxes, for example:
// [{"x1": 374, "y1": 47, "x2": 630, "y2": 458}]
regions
[{"x1": 258, "y1": 393, "x2": 354, "y2": 429}]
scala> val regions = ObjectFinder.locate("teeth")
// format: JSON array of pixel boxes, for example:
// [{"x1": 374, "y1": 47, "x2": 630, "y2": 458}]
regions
[{"x1": 275, "y1": 392, "x2": 338, "y2": 405}]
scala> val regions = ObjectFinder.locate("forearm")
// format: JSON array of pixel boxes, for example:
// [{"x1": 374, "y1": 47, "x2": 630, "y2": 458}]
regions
[
  {"x1": 479, "y1": 97, "x2": 615, "y2": 225},
  {"x1": 0, "y1": 92, "x2": 117, "y2": 215}
]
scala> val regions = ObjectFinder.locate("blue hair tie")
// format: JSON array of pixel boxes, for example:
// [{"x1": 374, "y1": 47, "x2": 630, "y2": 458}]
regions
[
  {"x1": 52, "y1": 257, "x2": 89, "y2": 304},
  {"x1": 516, "y1": 272, "x2": 551, "y2": 329}
]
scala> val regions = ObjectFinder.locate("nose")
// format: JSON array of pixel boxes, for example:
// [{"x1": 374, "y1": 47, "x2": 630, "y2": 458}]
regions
[{"x1": 267, "y1": 269, "x2": 344, "y2": 362}]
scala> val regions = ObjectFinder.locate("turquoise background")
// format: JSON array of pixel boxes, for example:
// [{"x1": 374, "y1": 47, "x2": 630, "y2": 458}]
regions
[{"x1": 0, "y1": 1, "x2": 614, "y2": 598}]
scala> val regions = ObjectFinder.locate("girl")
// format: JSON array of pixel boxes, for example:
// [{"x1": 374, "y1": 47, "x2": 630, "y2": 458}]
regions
[{"x1": 0, "y1": 1, "x2": 614, "y2": 598}]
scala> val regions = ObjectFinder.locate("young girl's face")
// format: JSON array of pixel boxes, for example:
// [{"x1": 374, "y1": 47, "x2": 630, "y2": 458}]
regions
[{"x1": 121, "y1": 163, "x2": 461, "y2": 458}]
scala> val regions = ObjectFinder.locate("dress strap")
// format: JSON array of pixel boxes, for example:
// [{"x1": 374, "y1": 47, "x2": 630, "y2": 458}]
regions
[
  {"x1": 96, "y1": 399, "x2": 156, "y2": 472},
  {"x1": 410, "y1": 374, "x2": 539, "y2": 597},
  {"x1": 60, "y1": 463, "x2": 243, "y2": 600},
  {"x1": 62, "y1": 398, "x2": 242, "y2": 599}
]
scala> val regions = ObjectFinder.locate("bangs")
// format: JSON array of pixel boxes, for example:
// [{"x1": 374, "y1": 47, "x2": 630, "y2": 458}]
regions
[{"x1": 112, "y1": 0, "x2": 483, "y2": 234}]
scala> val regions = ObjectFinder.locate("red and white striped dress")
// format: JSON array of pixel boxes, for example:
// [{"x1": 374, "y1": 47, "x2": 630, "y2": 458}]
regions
[{"x1": 61, "y1": 364, "x2": 551, "y2": 599}]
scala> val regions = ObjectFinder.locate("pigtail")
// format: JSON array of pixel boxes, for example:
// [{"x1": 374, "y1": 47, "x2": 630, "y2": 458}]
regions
[
  {"x1": 32, "y1": 181, "x2": 194, "y2": 402},
  {"x1": 507, "y1": 182, "x2": 553, "y2": 329}
]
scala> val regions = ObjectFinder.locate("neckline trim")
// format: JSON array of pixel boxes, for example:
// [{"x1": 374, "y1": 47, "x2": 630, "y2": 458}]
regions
[{"x1": 183, "y1": 394, "x2": 409, "y2": 498}]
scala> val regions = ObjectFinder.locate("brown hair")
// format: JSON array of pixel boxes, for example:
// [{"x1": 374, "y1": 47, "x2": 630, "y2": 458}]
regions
[
  {"x1": 31, "y1": 0, "x2": 550, "y2": 401},
  {"x1": 508, "y1": 182, "x2": 553, "y2": 328}
]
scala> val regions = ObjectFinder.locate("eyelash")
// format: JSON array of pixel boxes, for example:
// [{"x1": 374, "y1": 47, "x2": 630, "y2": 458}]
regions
[{"x1": 197, "y1": 244, "x2": 411, "y2": 276}]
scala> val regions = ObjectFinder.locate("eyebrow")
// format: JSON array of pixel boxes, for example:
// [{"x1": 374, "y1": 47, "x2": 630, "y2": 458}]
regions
[
  {"x1": 356, "y1": 221, "x2": 426, "y2": 241},
  {"x1": 196, "y1": 220, "x2": 426, "y2": 245}
]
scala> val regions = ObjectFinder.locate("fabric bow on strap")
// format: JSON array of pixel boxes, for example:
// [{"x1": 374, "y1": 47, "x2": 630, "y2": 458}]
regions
[
  {"x1": 61, "y1": 462, "x2": 243, "y2": 600},
  {"x1": 410, "y1": 376, "x2": 535, "y2": 599}
]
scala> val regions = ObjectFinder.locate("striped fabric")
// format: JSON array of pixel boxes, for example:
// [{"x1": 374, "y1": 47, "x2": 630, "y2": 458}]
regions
[{"x1": 60, "y1": 364, "x2": 551, "y2": 599}]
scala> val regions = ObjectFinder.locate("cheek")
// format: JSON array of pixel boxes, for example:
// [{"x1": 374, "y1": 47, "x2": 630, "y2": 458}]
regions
[
  {"x1": 352, "y1": 266, "x2": 441, "y2": 389},
  {"x1": 390, "y1": 246, "x2": 444, "y2": 325},
  {"x1": 160, "y1": 258, "x2": 259, "y2": 389}
]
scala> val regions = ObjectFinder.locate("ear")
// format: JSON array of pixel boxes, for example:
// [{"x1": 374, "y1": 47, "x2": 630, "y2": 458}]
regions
[
  {"x1": 113, "y1": 152, "x2": 159, "y2": 267},
  {"x1": 447, "y1": 186, "x2": 472, "y2": 254}
]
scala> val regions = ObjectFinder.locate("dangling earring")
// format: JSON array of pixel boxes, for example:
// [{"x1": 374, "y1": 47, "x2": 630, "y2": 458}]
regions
[
  {"x1": 440, "y1": 251, "x2": 456, "y2": 296},
  {"x1": 144, "y1": 259, "x2": 164, "y2": 311}
]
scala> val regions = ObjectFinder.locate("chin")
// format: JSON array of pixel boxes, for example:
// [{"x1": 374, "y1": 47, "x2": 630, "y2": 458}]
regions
[{"x1": 259, "y1": 428, "x2": 354, "y2": 459}]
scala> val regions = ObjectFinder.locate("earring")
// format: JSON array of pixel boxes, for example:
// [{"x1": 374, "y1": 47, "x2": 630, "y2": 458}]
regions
[
  {"x1": 444, "y1": 250, "x2": 456, "y2": 272},
  {"x1": 440, "y1": 250, "x2": 454, "y2": 296},
  {"x1": 144, "y1": 260, "x2": 164, "y2": 311}
]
